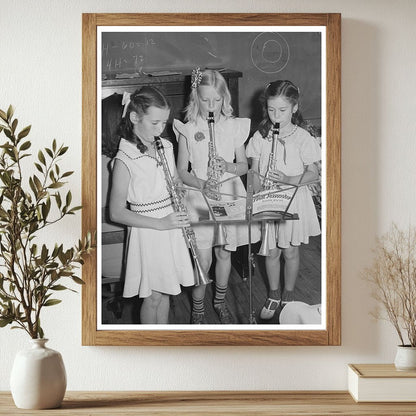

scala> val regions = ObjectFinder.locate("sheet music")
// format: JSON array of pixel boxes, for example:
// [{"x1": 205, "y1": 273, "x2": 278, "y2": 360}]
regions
[
  {"x1": 252, "y1": 187, "x2": 295, "y2": 215},
  {"x1": 207, "y1": 198, "x2": 246, "y2": 220}
]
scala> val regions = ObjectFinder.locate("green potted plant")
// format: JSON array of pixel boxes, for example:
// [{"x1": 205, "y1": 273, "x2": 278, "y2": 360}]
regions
[
  {"x1": 363, "y1": 223, "x2": 416, "y2": 370},
  {"x1": 0, "y1": 105, "x2": 94, "y2": 409}
]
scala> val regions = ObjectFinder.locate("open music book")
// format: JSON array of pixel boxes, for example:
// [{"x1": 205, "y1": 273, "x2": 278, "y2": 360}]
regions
[{"x1": 206, "y1": 186, "x2": 296, "y2": 221}]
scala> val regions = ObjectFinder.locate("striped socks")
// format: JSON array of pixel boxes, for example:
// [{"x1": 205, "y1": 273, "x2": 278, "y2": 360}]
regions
[
  {"x1": 192, "y1": 296, "x2": 205, "y2": 315},
  {"x1": 213, "y1": 283, "x2": 228, "y2": 308}
]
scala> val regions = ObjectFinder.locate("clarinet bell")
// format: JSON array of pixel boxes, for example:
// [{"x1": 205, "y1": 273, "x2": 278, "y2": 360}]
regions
[
  {"x1": 214, "y1": 223, "x2": 228, "y2": 246},
  {"x1": 258, "y1": 221, "x2": 272, "y2": 256},
  {"x1": 194, "y1": 260, "x2": 212, "y2": 286}
]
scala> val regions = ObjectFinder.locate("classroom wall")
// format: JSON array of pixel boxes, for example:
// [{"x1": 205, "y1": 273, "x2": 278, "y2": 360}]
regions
[
  {"x1": 1, "y1": 0, "x2": 416, "y2": 391},
  {"x1": 101, "y1": 31, "x2": 322, "y2": 125}
]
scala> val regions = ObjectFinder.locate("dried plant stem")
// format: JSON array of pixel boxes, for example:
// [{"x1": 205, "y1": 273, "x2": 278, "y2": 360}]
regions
[{"x1": 363, "y1": 223, "x2": 416, "y2": 347}]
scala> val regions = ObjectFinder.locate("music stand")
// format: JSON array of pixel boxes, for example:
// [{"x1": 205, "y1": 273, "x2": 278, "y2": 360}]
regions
[{"x1": 180, "y1": 169, "x2": 316, "y2": 324}]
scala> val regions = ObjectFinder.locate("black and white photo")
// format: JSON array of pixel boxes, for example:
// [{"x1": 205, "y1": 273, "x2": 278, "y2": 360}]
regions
[{"x1": 81, "y1": 13, "x2": 341, "y2": 346}]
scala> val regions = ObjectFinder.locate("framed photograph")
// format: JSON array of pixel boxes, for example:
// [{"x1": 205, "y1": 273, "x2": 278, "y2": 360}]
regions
[{"x1": 82, "y1": 13, "x2": 341, "y2": 346}]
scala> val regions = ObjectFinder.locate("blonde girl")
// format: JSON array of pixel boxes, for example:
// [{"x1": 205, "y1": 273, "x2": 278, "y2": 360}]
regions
[{"x1": 173, "y1": 69, "x2": 260, "y2": 324}]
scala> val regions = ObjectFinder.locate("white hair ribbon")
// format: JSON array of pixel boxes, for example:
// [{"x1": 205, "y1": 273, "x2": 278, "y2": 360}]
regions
[{"x1": 121, "y1": 92, "x2": 131, "y2": 118}]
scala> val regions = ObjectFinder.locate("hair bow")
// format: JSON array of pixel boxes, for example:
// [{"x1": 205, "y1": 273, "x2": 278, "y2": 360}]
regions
[
  {"x1": 191, "y1": 67, "x2": 203, "y2": 89},
  {"x1": 121, "y1": 91, "x2": 131, "y2": 118}
]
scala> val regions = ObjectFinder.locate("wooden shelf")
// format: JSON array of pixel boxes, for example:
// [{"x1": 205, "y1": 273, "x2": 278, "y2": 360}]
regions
[{"x1": 1, "y1": 391, "x2": 416, "y2": 415}]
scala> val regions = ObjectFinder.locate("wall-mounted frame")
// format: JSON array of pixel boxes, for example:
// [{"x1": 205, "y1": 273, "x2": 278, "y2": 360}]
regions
[{"x1": 82, "y1": 13, "x2": 341, "y2": 346}]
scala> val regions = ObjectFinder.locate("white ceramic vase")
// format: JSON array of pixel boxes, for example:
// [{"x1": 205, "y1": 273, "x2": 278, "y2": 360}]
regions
[
  {"x1": 10, "y1": 338, "x2": 67, "y2": 409},
  {"x1": 394, "y1": 345, "x2": 416, "y2": 371}
]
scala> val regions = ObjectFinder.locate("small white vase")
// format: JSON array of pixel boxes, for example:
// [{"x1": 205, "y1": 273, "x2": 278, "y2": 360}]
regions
[
  {"x1": 10, "y1": 338, "x2": 67, "y2": 409},
  {"x1": 394, "y1": 345, "x2": 416, "y2": 371}
]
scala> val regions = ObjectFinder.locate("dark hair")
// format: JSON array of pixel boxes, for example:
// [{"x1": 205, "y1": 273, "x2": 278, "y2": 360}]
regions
[
  {"x1": 117, "y1": 86, "x2": 170, "y2": 153},
  {"x1": 258, "y1": 80, "x2": 306, "y2": 138},
  {"x1": 102, "y1": 93, "x2": 123, "y2": 158}
]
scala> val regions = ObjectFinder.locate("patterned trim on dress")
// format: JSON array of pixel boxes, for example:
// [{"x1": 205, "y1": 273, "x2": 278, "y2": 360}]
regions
[
  {"x1": 129, "y1": 196, "x2": 172, "y2": 213},
  {"x1": 119, "y1": 149, "x2": 160, "y2": 164},
  {"x1": 265, "y1": 125, "x2": 298, "y2": 141}
]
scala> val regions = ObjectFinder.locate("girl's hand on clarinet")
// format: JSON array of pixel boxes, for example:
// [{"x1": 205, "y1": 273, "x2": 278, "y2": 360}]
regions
[
  {"x1": 214, "y1": 156, "x2": 227, "y2": 175},
  {"x1": 173, "y1": 178, "x2": 186, "y2": 200},
  {"x1": 269, "y1": 169, "x2": 287, "y2": 183},
  {"x1": 203, "y1": 178, "x2": 219, "y2": 200},
  {"x1": 159, "y1": 212, "x2": 190, "y2": 230}
]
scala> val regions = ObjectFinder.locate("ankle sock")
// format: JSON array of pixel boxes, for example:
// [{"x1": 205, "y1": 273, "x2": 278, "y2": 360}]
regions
[
  {"x1": 192, "y1": 297, "x2": 205, "y2": 315},
  {"x1": 282, "y1": 290, "x2": 294, "y2": 303},
  {"x1": 269, "y1": 289, "x2": 281, "y2": 300},
  {"x1": 213, "y1": 283, "x2": 227, "y2": 308}
]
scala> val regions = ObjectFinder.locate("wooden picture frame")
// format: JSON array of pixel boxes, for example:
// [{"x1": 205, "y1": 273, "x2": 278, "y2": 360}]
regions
[{"x1": 82, "y1": 13, "x2": 341, "y2": 346}]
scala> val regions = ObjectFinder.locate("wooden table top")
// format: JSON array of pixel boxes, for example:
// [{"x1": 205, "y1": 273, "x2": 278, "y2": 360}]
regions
[{"x1": 1, "y1": 391, "x2": 416, "y2": 415}]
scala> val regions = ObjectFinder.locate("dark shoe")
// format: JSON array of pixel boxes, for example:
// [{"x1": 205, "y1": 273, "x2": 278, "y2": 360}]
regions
[
  {"x1": 259, "y1": 297, "x2": 281, "y2": 320},
  {"x1": 214, "y1": 303, "x2": 233, "y2": 324},
  {"x1": 191, "y1": 312, "x2": 205, "y2": 324}
]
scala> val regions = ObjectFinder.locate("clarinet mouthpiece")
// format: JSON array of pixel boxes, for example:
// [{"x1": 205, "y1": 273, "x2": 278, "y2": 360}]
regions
[
  {"x1": 273, "y1": 122, "x2": 280, "y2": 135},
  {"x1": 154, "y1": 136, "x2": 163, "y2": 150}
]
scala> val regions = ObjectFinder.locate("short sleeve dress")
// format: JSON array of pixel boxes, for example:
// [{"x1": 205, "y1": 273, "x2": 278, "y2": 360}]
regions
[
  {"x1": 246, "y1": 126, "x2": 321, "y2": 248},
  {"x1": 173, "y1": 116, "x2": 260, "y2": 251},
  {"x1": 113, "y1": 138, "x2": 195, "y2": 298}
]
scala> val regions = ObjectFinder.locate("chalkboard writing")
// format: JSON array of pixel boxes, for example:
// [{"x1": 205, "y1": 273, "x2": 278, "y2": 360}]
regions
[
  {"x1": 101, "y1": 31, "x2": 322, "y2": 123},
  {"x1": 102, "y1": 34, "x2": 156, "y2": 73},
  {"x1": 102, "y1": 32, "x2": 226, "y2": 75}
]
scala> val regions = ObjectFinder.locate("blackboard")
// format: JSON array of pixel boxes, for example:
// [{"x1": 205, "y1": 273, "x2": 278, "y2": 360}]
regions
[{"x1": 101, "y1": 31, "x2": 322, "y2": 123}]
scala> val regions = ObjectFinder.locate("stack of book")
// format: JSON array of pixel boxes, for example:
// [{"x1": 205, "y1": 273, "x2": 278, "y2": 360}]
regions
[{"x1": 348, "y1": 364, "x2": 416, "y2": 402}]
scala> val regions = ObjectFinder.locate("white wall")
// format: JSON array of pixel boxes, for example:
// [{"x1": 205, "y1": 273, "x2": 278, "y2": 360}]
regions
[{"x1": 1, "y1": 0, "x2": 415, "y2": 391}]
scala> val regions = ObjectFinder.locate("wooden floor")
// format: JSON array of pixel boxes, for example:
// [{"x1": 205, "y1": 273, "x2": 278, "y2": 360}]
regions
[{"x1": 102, "y1": 235, "x2": 321, "y2": 325}]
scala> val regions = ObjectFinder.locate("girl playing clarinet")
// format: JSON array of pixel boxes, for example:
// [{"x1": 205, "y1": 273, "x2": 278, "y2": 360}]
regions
[
  {"x1": 109, "y1": 86, "x2": 195, "y2": 324},
  {"x1": 246, "y1": 80, "x2": 321, "y2": 320}
]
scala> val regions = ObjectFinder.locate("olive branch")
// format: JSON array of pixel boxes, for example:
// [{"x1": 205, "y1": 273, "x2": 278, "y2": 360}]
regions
[{"x1": 0, "y1": 105, "x2": 94, "y2": 339}]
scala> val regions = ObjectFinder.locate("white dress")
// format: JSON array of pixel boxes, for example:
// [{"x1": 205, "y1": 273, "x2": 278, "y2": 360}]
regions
[
  {"x1": 173, "y1": 116, "x2": 261, "y2": 251},
  {"x1": 113, "y1": 138, "x2": 195, "y2": 298},
  {"x1": 246, "y1": 126, "x2": 321, "y2": 248}
]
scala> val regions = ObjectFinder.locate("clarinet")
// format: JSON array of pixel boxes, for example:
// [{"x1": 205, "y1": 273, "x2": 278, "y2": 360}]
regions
[
  {"x1": 205, "y1": 111, "x2": 222, "y2": 201},
  {"x1": 258, "y1": 123, "x2": 280, "y2": 256},
  {"x1": 154, "y1": 136, "x2": 211, "y2": 286},
  {"x1": 262, "y1": 122, "x2": 280, "y2": 190}
]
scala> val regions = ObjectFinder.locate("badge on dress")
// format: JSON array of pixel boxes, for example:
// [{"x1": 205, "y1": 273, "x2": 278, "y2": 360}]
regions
[{"x1": 194, "y1": 131, "x2": 205, "y2": 142}]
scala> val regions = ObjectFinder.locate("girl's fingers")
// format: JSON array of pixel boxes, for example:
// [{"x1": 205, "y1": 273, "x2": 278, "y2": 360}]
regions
[
  {"x1": 175, "y1": 212, "x2": 190, "y2": 226},
  {"x1": 214, "y1": 157, "x2": 226, "y2": 171},
  {"x1": 270, "y1": 170, "x2": 283, "y2": 180}
]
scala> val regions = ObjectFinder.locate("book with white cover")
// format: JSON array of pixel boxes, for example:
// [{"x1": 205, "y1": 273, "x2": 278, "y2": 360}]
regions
[{"x1": 348, "y1": 364, "x2": 416, "y2": 402}]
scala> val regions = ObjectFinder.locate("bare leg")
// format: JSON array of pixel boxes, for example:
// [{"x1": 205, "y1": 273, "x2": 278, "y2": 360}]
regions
[
  {"x1": 260, "y1": 247, "x2": 283, "y2": 320},
  {"x1": 156, "y1": 294, "x2": 170, "y2": 324},
  {"x1": 140, "y1": 291, "x2": 162, "y2": 324},
  {"x1": 214, "y1": 246, "x2": 231, "y2": 287},
  {"x1": 265, "y1": 247, "x2": 282, "y2": 292},
  {"x1": 282, "y1": 246, "x2": 299, "y2": 292}
]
